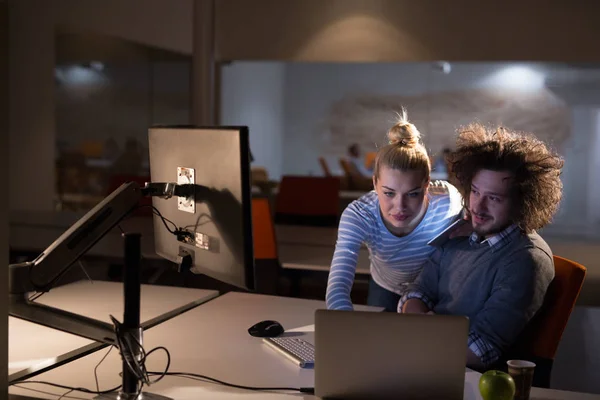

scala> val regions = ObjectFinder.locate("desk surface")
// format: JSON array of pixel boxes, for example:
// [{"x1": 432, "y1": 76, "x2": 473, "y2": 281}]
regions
[
  {"x1": 9, "y1": 291, "x2": 599, "y2": 400},
  {"x1": 9, "y1": 281, "x2": 218, "y2": 376}
]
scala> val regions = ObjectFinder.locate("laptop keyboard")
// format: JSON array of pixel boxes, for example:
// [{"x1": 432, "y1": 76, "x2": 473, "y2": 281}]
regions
[{"x1": 263, "y1": 336, "x2": 315, "y2": 368}]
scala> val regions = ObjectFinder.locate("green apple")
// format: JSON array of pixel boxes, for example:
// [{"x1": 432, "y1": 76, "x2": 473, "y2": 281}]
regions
[{"x1": 479, "y1": 370, "x2": 516, "y2": 400}]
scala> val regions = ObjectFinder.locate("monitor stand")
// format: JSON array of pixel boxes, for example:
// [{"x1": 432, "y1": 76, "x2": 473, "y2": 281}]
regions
[
  {"x1": 95, "y1": 233, "x2": 172, "y2": 400},
  {"x1": 9, "y1": 182, "x2": 218, "y2": 385}
]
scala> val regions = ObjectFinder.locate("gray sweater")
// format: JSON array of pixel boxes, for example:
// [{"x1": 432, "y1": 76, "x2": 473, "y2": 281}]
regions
[{"x1": 398, "y1": 228, "x2": 555, "y2": 366}]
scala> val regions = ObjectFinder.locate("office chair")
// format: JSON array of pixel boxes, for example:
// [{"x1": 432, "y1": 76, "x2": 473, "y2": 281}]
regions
[
  {"x1": 501, "y1": 255, "x2": 586, "y2": 388},
  {"x1": 364, "y1": 151, "x2": 376, "y2": 170},
  {"x1": 339, "y1": 158, "x2": 372, "y2": 191},
  {"x1": 318, "y1": 157, "x2": 333, "y2": 177},
  {"x1": 274, "y1": 176, "x2": 341, "y2": 227}
]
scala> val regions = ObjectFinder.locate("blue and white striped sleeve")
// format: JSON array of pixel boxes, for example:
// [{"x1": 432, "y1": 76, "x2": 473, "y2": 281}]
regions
[{"x1": 326, "y1": 205, "x2": 370, "y2": 310}]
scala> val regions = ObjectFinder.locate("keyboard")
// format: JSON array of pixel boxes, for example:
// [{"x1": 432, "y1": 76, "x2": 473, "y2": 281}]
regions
[{"x1": 263, "y1": 336, "x2": 315, "y2": 368}]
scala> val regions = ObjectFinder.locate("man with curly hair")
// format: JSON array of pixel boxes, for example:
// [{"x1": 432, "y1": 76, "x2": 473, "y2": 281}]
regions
[{"x1": 397, "y1": 123, "x2": 564, "y2": 370}]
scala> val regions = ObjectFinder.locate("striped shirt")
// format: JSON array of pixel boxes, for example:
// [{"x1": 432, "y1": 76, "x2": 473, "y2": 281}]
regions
[{"x1": 326, "y1": 180, "x2": 463, "y2": 310}]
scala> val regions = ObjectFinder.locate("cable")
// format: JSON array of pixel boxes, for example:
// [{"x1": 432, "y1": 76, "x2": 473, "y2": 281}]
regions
[
  {"x1": 12, "y1": 384, "x2": 87, "y2": 400},
  {"x1": 152, "y1": 207, "x2": 177, "y2": 233},
  {"x1": 57, "y1": 388, "x2": 74, "y2": 400},
  {"x1": 133, "y1": 203, "x2": 194, "y2": 244},
  {"x1": 109, "y1": 315, "x2": 148, "y2": 385},
  {"x1": 146, "y1": 371, "x2": 314, "y2": 394},
  {"x1": 142, "y1": 346, "x2": 170, "y2": 384},
  {"x1": 9, "y1": 380, "x2": 120, "y2": 395},
  {"x1": 109, "y1": 315, "x2": 170, "y2": 386},
  {"x1": 182, "y1": 212, "x2": 213, "y2": 230},
  {"x1": 105, "y1": 315, "x2": 310, "y2": 395},
  {"x1": 132, "y1": 204, "x2": 177, "y2": 234},
  {"x1": 12, "y1": 375, "x2": 315, "y2": 396},
  {"x1": 78, "y1": 260, "x2": 93, "y2": 284},
  {"x1": 94, "y1": 345, "x2": 114, "y2": 393}
]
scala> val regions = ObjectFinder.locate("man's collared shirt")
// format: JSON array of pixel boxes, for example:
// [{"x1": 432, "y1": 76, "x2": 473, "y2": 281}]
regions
[{"x1": 468, "y1": 224, "x2": 519, "y2": 251}]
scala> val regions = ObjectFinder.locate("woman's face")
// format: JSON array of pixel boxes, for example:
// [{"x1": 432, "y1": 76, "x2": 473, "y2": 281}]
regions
[{"x1": 373, "y1": 166, "x2": 429, "y2": 234}]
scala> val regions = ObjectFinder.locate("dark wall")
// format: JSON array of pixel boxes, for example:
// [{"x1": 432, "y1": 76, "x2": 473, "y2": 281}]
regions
[{"x1": 216, "y1": 0, "x2": 600, "y2": 62}]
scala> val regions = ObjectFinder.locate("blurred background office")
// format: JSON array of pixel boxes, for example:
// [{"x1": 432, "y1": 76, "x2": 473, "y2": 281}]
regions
[{"x1": 5, "y1": 0, "x2": 600, "y2": 394}]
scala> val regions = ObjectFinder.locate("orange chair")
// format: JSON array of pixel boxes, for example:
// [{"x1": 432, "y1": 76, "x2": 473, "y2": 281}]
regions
[
  {"x1": 252, "y1": 197, "x2": 278, "y2": 261},
  {"x1": 364, "y1": 151, "x2": 376, "y2": 170},
  {"x1": 251, "y1": 196, "x2": 280, "y2": 295},
  {"x1": 502, "y1": 255, "x2": 586, "y2": 388},
  {"x1": 319, "y1": 157, "x2": 349, "y2": 190}
]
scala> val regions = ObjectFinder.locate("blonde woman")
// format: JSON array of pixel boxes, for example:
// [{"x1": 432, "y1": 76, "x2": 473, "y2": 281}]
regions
[{"x1": 326, "y1": 110, "x2": 463, "y2": 311}]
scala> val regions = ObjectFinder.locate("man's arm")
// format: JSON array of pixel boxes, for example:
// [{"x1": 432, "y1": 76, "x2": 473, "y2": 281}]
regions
[
  {"x1": 466, "y1": 348, "x2": 485, "y2": 370},
  {"x1": 397, "y1": 247, "x2": 443, "y2": 313},
  {"x1": 466, "y1": 248, "x2": 554, "y2": 368}
]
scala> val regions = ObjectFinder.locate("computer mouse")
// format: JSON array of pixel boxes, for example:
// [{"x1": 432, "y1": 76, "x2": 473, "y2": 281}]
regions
[{"x1": 248, "y1": 320, "x2": 284, "y2": 337}]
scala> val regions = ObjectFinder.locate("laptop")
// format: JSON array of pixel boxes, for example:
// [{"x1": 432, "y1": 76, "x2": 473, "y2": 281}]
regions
[{"x1": 314, "y1": 309, "x2": 469, "y2": 400}]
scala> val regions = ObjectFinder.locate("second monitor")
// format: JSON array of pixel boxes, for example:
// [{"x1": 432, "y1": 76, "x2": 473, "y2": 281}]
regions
[{"x1": 148, "y1": 126, "x2": 255, "y2": 291}]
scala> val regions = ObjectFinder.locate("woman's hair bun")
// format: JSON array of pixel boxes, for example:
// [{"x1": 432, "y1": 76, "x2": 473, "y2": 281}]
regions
[{"x1": 387, "y1": 108, "x2": 421, "y2": 147}]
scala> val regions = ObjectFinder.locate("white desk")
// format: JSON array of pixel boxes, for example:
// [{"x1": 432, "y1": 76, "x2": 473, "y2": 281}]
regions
[
  {"x1": 9, "y1": 291, "x2": 599, "y2": 399},
  {"x1": 9, "y1": 281, "x2": 218, "y2": 380}
]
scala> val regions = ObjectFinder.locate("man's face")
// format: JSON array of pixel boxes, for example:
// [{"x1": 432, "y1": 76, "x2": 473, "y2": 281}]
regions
[
  {"x1": 469, "y1": 169, "x2": 514, "y2": 238},
  {"x1": 373, "y1": 167, "x2": 428, "y2": 235}
]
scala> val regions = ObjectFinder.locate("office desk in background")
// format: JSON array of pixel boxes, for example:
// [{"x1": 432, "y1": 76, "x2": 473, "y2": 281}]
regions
[
  {"x1": 9, "y1": 289, "x2": 599, "y2": 400},
  {"x1": 276, "y1": 225, "x2": 370, "y2": 275},
  {"x1": 10, "y1": 211, "x2": 159, "y2": 261}
]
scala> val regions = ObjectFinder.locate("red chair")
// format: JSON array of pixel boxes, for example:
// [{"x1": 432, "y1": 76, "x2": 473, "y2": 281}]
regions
[{"x1": 274, "y1": 176, "x2": 341, "y2": 227}]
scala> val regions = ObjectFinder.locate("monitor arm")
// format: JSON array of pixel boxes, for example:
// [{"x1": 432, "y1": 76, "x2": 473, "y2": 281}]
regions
[
  {"x1": 141, "y1": 182, "x2": 195, "y2": 199},
  {"x1": 8, "y1": 181, "x2": 189, "y2": 346}
]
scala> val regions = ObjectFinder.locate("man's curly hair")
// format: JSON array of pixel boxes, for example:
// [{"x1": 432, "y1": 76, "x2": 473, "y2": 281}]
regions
[{"x1": 447, "y1": 123, "x2": 564, "y2": 233}]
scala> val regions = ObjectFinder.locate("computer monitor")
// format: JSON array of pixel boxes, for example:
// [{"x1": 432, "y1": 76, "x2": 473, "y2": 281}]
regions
[
  {"x1": 148, "y1": 126, "x2": 255, "y2": 291},
  {"x1": 8, "y1": 126, "x2": 256, "y2": 384}
]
